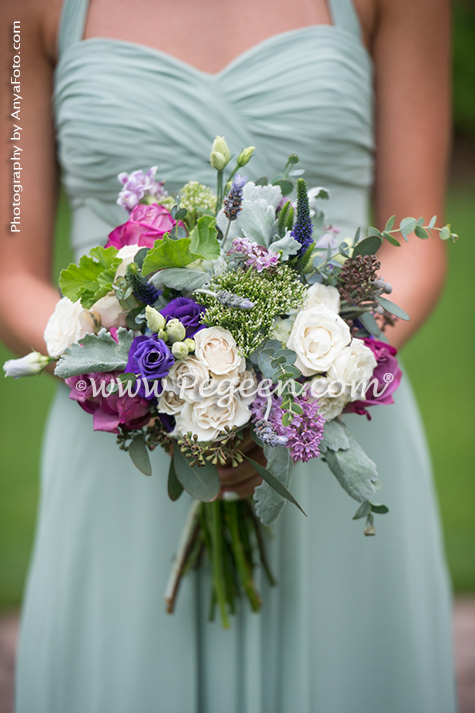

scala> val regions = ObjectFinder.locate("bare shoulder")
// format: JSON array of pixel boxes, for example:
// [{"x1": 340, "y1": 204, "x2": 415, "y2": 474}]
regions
[{"x1": 0, "y1": 0, "x2": 63, "y2": 65}]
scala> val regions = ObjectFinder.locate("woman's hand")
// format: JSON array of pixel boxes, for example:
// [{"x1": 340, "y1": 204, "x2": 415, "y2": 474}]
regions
[{"x1": 217, "y1": 429, "x2": 265, "y2": 500}]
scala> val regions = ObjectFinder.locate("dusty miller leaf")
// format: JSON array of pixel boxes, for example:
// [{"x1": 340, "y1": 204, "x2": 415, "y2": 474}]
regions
[{"x1": 54, "y1": 327, "x2": 134, "y2": 378}]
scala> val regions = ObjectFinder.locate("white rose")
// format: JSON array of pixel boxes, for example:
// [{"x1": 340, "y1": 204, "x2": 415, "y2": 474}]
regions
[
  {"x1": 304, "y1": 283, "x2": 340, "y2": 313},
  {"x1": 157, "y1": 390, "x2": 186, "y2": 416},
  {"x1": 162, "y1": 356, "x2": 210, "y2": 403},
  {"x1": 309, "y1": 376, "x2": 350, "y2": 421},
  {"x1": 206, "y1": 369, "x2": 258, "y2": 408},
  {"x1": 115, "y1": 244, "x2": 141, "y2": 278},
  {"x1": 328, "y1": 338, "x2": 377, "y2": 401},
  {"x1": 286, "y1": 304, "x2": 351, "y2": 376},
  {"x1": 44, "y1": 297, "x2": 94, "y2": 358},
  {"x1": 91, "y1": 291, "x2": 128, "y2": 329},
  {"x1": 194, "y1": 327, "x2": 244, "y2": 376},
  {"x1": 174, "y1": 394, "x2": 251, "y2": 441}
]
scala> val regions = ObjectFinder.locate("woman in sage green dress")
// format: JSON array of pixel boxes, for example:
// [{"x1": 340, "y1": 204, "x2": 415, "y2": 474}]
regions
[{"x1": 0, "y1": 0, "x2": 456, "y2": 710}]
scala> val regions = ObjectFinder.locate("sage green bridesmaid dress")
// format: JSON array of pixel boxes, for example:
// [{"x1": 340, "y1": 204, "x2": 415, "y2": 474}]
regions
[{"x1": 15, "y1": 0, "x2": 457, "y2": 711}]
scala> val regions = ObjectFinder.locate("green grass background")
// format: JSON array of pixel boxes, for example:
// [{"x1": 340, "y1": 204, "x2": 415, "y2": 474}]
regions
[{"x1": 0, "y1": 188, "x2": 474, "y2": 610}]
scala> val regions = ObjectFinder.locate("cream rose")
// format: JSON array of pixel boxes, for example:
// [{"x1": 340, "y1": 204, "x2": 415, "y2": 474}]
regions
[
  {"x1": 286, "y1": 304, "x2": 351, "y2": 376},
  {"x1": 174, "y1": 394, "x2": 251, "y2": 441},
  {"x1": 115, "y1": 244, "x2": 141, "y2": 279},
  {"x1": 303, "y1": 283, "x2": 340, "y2": 313},
  {"x1": 90, "y1": 291, "x2": 128, "y2": 329},
  {"x1": 157, "y1": 390, "x2": 186, "y2": 416},
  {"x1": 162, "y1": 356, "x2": 210, "y2": 403},
  {"x1": 44, "y1": 297, "x2": 94, "y2": 358},
  {"x1": 328, "y1": 338, "x2": 377, "y2": 401},
  {"x1": 194, "y1": 327, "x2": 244, "y2": 376},
  {"x1": 309, "y1": 376, "x2": 350, "y2": 421}
]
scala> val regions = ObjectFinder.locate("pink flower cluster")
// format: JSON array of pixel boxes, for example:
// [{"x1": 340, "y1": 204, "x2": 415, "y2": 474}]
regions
[
  {"x1": 229, "y1": 237, "x2": 280, "y2": 272},
  {"x1": 65, "y1": 373, "x2": 151, "y2": 433},
  {"x1": 117, "y1": 166, "x2": 167, "y2": 211}
]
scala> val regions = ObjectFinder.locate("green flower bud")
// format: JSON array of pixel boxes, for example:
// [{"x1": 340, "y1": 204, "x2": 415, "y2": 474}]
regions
[
  {"x1": 145, "y1": 305, "x2": 166, "y2": 333},
  {"x1": 237, "y1": 146, "x2": 255, "y2": 167},
  {"x1": 210, "y1": 151, "x2": 228, "y2": 171},
  {"x1": 157, "y1": 329, "x2": 168, "y2": 342},
  {"x1": 184, "y1": 338, "x2": 195, "y2": 353},
  {"x1": 166, "y1": 318, "x2": 186, "y2": 343},
  {"x1": 171, "y1": 341, "x2": 189, "y2": 359},
  {"x1": 210, "y1": 136, "x2": 231, "y2": 169}
]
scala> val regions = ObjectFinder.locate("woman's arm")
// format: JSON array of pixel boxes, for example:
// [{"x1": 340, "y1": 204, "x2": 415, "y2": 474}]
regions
[
  {"x1": 372, "y1": 0, "x2": 451, "y2": 349},
  {"x1": 0, "y1": 0, "x2": 62, "y2": 356}
]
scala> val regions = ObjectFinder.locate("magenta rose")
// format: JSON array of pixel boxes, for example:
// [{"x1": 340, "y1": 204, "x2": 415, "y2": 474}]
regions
[
  {"x1": 344, "y1": 338, "x2": 402, "y2": 419},
  {"x1": 106, "y1": 204, "x2": 178, "y2": 250},
  {"x1": 65, "y1": 372, "x2": 151, "y2": 433}
]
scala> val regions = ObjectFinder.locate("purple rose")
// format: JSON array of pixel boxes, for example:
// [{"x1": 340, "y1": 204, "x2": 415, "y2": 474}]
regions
[
  {"x1": 344, "y1": 338, "x2": 402, "y2": 419},
  {"x1": 106, "y1": 204, "x2": 179, "y2": 250},
  {"x1": 65, "y1": 372, "x2": 151, "y2": 433},
  {"x1": 125, "y1": 334, "x2": 175, "y2": 399},
  {"x1": 159, "y1": 297, "x2": 205, "y2": 337}
]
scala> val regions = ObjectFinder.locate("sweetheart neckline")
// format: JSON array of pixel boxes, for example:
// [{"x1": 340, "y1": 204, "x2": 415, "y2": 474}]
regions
[{"x1": 57, "y1": 24, "x2": 372, "y2": 79}]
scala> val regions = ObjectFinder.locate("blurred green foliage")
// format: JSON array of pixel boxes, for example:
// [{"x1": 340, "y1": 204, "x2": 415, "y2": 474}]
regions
[
  {"x1": 0, "y1": 187, "x2": 474, "y2": 610},
  {"x1": 453, "y1": 0, "x2": 475, "y2": 137}
]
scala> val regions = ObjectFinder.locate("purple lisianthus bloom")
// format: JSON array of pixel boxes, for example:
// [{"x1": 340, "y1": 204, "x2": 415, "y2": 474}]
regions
[
  {"x1": 344, "y1": 338, "x2": 402, "y2": 419},
  {"x1": 106, "y1": 204, "x2": 180, "y2": 250},
  {"x1": 159, "y1": 297, "x2": 205, "y2": 338},
  {"x1": 126, "y1": 334, "x2": 175, "y2": 399},
  {"x1": 65, "y1": 372, "x2": 151, "y2": 433}
]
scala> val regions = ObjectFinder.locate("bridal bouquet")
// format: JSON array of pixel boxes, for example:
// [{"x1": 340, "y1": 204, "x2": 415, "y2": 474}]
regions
[{"x1": 4, "y1": 137, "x2": 457, "y2": 627}]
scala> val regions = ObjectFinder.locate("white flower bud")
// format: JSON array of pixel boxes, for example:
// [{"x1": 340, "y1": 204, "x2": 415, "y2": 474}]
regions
[
  {"x1": 166, "y1": 319, "x2": 186, "y2": 343},
  {"x1": 237, "y1": 146, "x2": 255, "y2": 167},
  {"x1": 184, "y1": 338, "x2": 196, "y2": 352},
  {"x1": 3, "y1": 351, "x2": 52, "y2": 378},
  {"x1": 210, "y1": 151, "x2": 228, "y2": 171},
  {"x1": 157, "y1": 329, "x2": 168, "y2": 342},
  {"x1": 145, "y1": 305, "x2": 166, "y2": 333},
  {"x1": 171, "y1": 342, "x2": 189, "y2": 359},
  {"x1": 210, "y1": 136, "x2": 231, "y2": 169}
]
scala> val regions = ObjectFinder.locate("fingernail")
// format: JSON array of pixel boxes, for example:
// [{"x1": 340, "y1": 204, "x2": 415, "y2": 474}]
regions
[{"x1": 222, "y1": 491, "x2": 240, "y2": 502}]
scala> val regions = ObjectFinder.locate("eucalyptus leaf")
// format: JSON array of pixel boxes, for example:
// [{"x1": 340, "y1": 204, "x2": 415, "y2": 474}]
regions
[
  {"x1": 399, "y1": 217, "x2": 417, "y2": 239},
  {"x1": 353, "y1": 500, "x2": 372, "y2": 520},
  {"x1": 168, "y1": 457, "x2": 184, "y2": 501},
  {"x1": 371, "y1": 503, "x2": 389, "y2": 514},
  {"x1": 384, "y1": 215, "x2": 396, "y2": 231},
  {"x1": 129, "y1": 435, "x2": 152, "y2": 476},
  {"x1": 352, "y1": 236, "x2": 382, "y2": 257},
  {"x1": 324, "y1": 425, "x2": 379, "y2": 503},
  {"x1": 272, "y1": 179, "x2": 293, "y2": 196},
  {"x1": 54, "y1": 327, "x2": 134, "y2": 378},
  {"x1": 367, "y1": 226, "x2": 383, "y2": 239},
  {"x1": 359, "y1": 311, "x2": 382, "y2": 337},
  {"x1": 134, "y1": 248, "x2": 148, "y2": 269},
  {"x1": 252, "y1": 446, "x2": 296, "y2": 525},
  {"x1": 383, "y1": 232, "x2": 401, "y2": 246},
  {"x1": 376, "y1": 296, "x2": 410, "y2": 321},
  {"x1": 173, "y1": 447, "x2": 220, "y2": 502},
  {"x1": 255, "y1": 176, "x2": 268, "y2": 186}
]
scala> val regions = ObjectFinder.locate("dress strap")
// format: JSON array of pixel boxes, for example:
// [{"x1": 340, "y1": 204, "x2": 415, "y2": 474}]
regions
[
  {"x1": 57, "y1": 0, "x2": 91, "y2": 59},
  {"x1": 327, "y1": 0, "x2": 363, "y2": 39}
]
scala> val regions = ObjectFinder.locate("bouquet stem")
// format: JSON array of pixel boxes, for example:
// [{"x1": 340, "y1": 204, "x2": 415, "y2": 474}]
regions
[{"x1": 164, "y1": 498, "x2": 275, "y2": 627}]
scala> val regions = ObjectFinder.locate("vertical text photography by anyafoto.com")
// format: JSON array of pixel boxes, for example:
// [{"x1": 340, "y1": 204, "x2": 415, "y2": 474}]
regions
[{"x1": 10, "y1": 20, "x2": 22, "y2": 233}]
